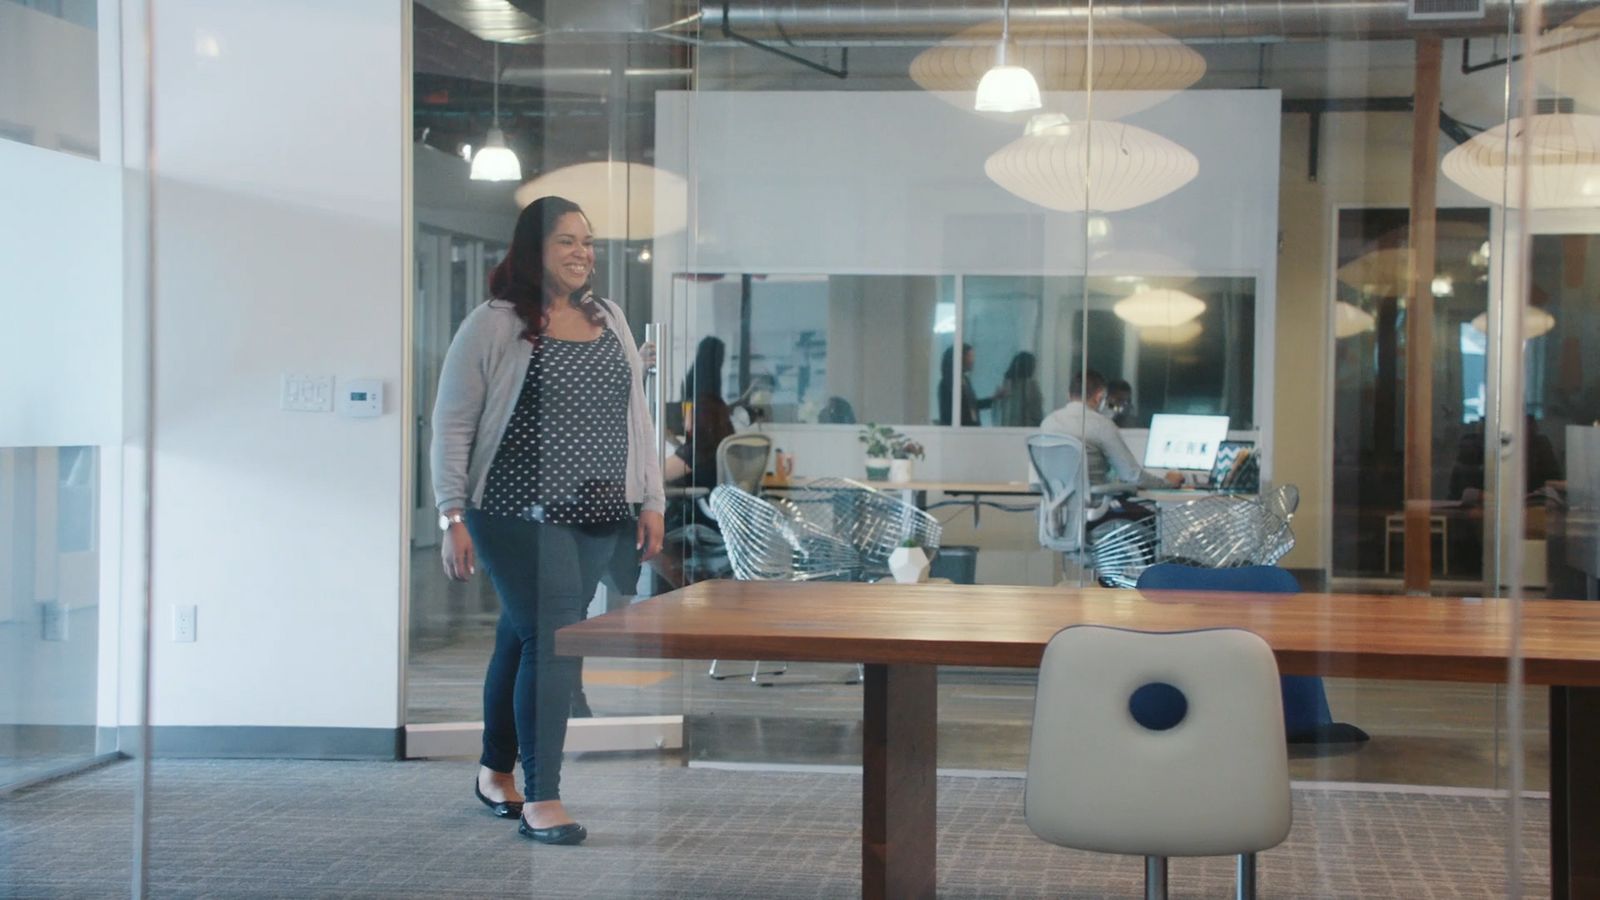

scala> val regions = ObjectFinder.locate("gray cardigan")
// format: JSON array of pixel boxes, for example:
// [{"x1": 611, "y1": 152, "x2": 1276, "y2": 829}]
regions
[{"x1": 430, "y1": 296, "x2": 666, "y2": 516}]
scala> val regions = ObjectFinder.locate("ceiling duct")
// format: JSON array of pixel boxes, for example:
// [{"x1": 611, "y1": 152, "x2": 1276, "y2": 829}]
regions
[
  {"x1": 709, "y1": 0, "x2": 1590, "y2": 43},
  {"x1": 419, "y1": 0, "x2": 1592, "y2": 46}
]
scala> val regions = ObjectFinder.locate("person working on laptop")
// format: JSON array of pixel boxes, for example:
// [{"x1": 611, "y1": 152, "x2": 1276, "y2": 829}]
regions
[{"x1": 1039, "y1": 369, "x2": 1182, "y2": 489}]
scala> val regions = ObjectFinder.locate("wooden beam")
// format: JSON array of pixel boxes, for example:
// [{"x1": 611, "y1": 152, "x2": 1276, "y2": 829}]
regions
[{"x1": 1405, "y1": 37, "x2": 1442, "y2": 594}]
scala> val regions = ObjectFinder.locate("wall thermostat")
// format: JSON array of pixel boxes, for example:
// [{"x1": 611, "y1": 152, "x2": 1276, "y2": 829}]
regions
[{"x1": 340, "y1": 379, "x2": 383, "y2": 418}]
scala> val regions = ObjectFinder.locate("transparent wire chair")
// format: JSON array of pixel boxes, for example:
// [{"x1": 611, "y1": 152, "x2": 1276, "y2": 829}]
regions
[
  {"x1": 779, "y1": 477, "x2": 942, "y2": 580},
  {"x1": 1087, "y1": 516, "x2": 1160, "y2": 588},
  {"x1": 706, "y1": 484, "x2": 863, "y2": 683},
  {"x1": 1156, "y1": 489, "x2": 1298, "y2": 569},
  {"x1": 707, "y1": 484, "x2": 861, "y2": 582}
]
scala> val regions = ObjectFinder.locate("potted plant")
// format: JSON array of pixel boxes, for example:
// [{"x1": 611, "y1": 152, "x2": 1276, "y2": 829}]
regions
[
  {"x1": 888, "y1": 537, "x2": 931, "y2": 584},
  {"x1": 860, "y1": 423, "x2": 924, "y2": 483}
]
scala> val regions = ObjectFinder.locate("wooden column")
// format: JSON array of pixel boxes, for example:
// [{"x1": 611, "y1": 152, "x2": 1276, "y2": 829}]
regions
[
  {"x1": 1550, "y1": 686, "x2": 1600, "y2": 899},
  {"x1": 1404, "y1": 37, "x2": 1442, "y2": 594},
  {"x1": 862, "y1": 663, "x2": 937, "y2": 900}
]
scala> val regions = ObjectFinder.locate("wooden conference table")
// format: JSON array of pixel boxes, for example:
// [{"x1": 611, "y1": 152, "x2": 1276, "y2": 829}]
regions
[{"x1": 556, "y1": 582, "x2": 1600, "y2": 899}]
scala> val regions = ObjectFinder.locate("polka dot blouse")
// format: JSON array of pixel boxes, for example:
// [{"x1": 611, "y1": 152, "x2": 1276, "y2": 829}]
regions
[{"x1": 481, "y1": 327, "x2": 632, "y2": 525}]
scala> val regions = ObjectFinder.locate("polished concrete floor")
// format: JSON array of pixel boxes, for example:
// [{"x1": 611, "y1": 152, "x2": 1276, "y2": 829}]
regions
[{"x1": 407, "y1": 552, "x2": 1551, "y2": 792}]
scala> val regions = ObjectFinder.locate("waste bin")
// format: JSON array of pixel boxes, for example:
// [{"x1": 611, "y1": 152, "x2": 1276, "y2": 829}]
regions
[{"x1": 930, "y1": 545, "x2": 978, "y2": 584}]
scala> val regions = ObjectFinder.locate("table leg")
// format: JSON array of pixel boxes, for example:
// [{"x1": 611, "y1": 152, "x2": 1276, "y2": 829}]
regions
[
  {"x1": 862, "y1": 663, "x2": 937, "y2": 900},
  {"x1": 1550, "y1": 686, "x2": 1600, "y2": 899}
]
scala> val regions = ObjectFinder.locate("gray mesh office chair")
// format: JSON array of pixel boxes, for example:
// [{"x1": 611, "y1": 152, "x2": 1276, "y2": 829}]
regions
[
  {"x1": 715, "y1": 433, "x2": 772, "y2": 496},
  {"x1": 1027, "y1": 433, "x2": 1089, "y2": 558},
  {"x1": 668, "y1": 434, "x2": 775, "y2": 585},
  {"x1": 1028, "y1": 433, "x2": 1156, "y2": 587},
  {"x1": 1026, "y1": 625, "x2": 1292, "y2": 899},
  {"x1": 779, "y1": 477, "x2": 942, "y2": 580}
]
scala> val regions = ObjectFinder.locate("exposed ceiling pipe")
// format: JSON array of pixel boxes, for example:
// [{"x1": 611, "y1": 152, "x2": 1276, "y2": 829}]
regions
[{"x1": 707, "y1": 0, "x2": 1594, "y2": 42}]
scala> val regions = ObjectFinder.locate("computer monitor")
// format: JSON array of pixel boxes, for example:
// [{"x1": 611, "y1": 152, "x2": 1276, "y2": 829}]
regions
[{"x1": 1143, "y1": 414, "x2": 1230, "y2": 471}]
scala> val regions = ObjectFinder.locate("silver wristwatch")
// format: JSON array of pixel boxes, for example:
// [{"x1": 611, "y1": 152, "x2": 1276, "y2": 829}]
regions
[{"x1": 438, "y1": 511, "x2": 466, "y2": 531}]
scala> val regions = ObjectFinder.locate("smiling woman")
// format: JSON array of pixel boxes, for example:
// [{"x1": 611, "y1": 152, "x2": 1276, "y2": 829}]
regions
[{"x1": 429, "y1": 195, "x2": 666, "y2": 845}]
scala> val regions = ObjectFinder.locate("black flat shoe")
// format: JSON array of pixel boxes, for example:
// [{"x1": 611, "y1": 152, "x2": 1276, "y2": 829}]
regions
[
  {"x1": 518, "y1": 820, "x2": 587, "y2": 845},
  {"x1": 475, "y1": 780, "x2": 523, "y2": 819}
]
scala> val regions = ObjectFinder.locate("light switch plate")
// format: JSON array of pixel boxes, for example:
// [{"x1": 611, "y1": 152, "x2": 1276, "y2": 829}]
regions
[
  {"x1": 281, "y1": 374, "x2": 333, "y2": 412},
  {"x1": 173, "y1": 605, "x2": 197, "y2": 642}
]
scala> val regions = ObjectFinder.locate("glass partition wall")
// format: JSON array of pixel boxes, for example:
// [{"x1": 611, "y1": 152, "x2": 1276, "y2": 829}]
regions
[{"x1": 665, "y1": 0, "x2": 1567, "y2": 896}]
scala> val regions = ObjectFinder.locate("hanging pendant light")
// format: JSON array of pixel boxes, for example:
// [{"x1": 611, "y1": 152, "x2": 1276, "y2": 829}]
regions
[
  {"x1": 973, "y1": 0, "x2": 1041, "y2": 113},
  {"x1": 1441, "y1": 113, "x2": 1600, "y2": 209},
  {"x1": 514, "y1": 161, "x2": 688, "y2": 239},
  {"x1": 912, "y1": 15, "x2": 1205, "y2": 121},
  {"x1": 1139, "y1": 321, "x2": 1204, "y2": 345},
  {"x1": 470, "y1": 43, "x2": 522, "y2": 182},
  {"x1": 1470, "y1": 306, "x2": 1557, "y2": 340},
  {"x1": 1334, "y1": 301, "x2": 1377, "y2": 339},
  {"x1": 985, "y1": 117, "x2": 1198, "y2": 212},
  {"x1": 1113, "y1": 288, "x2": 1206, "y2": 327}
]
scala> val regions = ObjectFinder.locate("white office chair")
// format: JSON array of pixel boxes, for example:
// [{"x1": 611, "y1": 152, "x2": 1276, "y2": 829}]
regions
[{"x1": 1026, "y1": 625, "x2": 1292, "y2": 900}]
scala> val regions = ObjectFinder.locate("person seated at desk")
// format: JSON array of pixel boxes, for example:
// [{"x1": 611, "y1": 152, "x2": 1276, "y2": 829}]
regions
[
  {"x1": 1039, "y1": 368, "x2": 1182, "y2": 490},
  {"x1": 654, "y1": 338, "x2": 736, "y2": 589}
]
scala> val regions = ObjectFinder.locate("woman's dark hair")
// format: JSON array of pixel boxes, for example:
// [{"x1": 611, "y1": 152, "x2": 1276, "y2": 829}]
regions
[
  {"x1": 488, "y1": 195, "x2": 606, "y2": 342},
  {"x1": 682, "y1": 336, "x2": 727, "y2": 400},
  {"x1": 1003, "y1": 351, "x2": 1037, "y2": 380}
]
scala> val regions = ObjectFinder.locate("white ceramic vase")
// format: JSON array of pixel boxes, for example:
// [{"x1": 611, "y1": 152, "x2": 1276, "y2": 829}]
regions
[
  {"x1": 865, "y1": 456, "x2": 892, "y2": 481},
  {"x1": 888, "y1": 459, "x2": 914, "y2": 483},
  {"x1": 888, "y1": 546, "x2": 930, "y2": 584}
]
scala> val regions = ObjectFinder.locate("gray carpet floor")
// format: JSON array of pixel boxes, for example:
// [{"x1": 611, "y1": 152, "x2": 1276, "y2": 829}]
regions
[{"x1": 0, "y1": 757, "x2": 1547, "y2": 898}]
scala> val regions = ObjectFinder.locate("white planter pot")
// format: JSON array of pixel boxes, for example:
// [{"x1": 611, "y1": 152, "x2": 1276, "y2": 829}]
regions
[
  {"x1": 888, "y1": 459, "x2": 914, "y2": 483},
  {"x1": 888, "y1": 546, "x2": 930, "y2": 584},
  {"x1": 865, "y1": 456, "x2": 892, "y2": 481}
]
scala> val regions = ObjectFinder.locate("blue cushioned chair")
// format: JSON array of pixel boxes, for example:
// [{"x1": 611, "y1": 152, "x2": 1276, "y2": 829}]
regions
[{"x1": 1135, "y1": 564, "x2": 1368, "y2": 744}]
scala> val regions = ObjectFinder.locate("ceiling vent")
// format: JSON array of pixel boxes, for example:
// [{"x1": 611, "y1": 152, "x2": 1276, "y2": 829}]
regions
[{"x1": 1408, "y1": 0, "x2": 1487, "y2": 20}]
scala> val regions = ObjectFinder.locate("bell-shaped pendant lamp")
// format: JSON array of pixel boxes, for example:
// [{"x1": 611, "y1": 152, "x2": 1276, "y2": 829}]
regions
[
  {"x1": 985, "y1": 117, "x2": 1198, "y2": 213},
  {"x1": 973, "y1": 0, "x2": 1040, "y2": 113},
  {"x1": 470, "y1": 43, "x2": 522, "y2": 182},
  {"x1": 1441, "y1": 113, "x2": 1600, "y2": 209}
]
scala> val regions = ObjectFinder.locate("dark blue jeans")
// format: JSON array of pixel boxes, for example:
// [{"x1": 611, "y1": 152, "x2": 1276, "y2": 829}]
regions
[{"x1": 467, "y1": 511, "x2": 621, "y2": 802}]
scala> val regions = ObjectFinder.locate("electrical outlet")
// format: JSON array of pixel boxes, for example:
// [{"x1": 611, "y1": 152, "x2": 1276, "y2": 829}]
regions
[
  {"x1": 172, "y1": 604, "x2": 197, "y2": 643},
  {"x1": 40, "y1": 601, "x2": 68, "y2": 642}
]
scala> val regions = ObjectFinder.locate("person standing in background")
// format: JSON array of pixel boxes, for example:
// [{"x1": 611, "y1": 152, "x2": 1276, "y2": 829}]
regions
[{"x1": 996, "y1": 351, "x2": 1044, "y2": 427}]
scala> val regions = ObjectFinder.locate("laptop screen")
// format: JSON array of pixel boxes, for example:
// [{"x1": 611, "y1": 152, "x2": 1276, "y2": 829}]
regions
[{"x1": 1143, "y1": 414, "x2": 1230, "y2": 471}]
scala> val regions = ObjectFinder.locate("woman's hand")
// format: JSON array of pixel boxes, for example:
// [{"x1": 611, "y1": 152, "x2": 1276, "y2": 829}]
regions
[
  {"x1": 442, "y1": 523, "x2": 476, "y2": 581},
  {"x1": 638, "y1": 341, "x2": 657, "y2": 371},
  {"x1": 637, "y1": 510, "x2": 665, "y2": 561}
]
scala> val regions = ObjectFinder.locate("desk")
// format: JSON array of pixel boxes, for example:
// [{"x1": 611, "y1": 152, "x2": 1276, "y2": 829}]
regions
[
  {"x1": 764, "y1": 477, "x2": 1040, "y2": 524},
  {"x1": 559, "y1": 581, "x2": 1600, "y2": 899}
]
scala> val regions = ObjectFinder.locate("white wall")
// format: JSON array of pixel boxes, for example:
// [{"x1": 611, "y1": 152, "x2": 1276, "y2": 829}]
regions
[
  {"x1": 138, "y1": 0, "x2": 406, "y2": 730},
  {"x1": 0, "y1": 2, "x2": 99, "y2": 156},
  {"x1": 0, "y1": 141, "x2": 124, "y2": 449}
]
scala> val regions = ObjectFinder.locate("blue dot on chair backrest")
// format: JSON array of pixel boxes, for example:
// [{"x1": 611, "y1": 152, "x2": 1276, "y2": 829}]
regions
[{"x1": 1129, "y1": 682, "x2": 1188, "y2": 731}]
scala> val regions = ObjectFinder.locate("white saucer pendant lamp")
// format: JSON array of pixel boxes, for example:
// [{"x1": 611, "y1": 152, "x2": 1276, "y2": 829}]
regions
[
  {"x1": 1113, "y1": 288, "x2": 1206, "y2": 328},
  {"x1": 1470, "y1": 306, "x2": 1557, "y2": 340},
  {"x1": 911, "y1": 15, "x2": 1205, "y2": 121},
  {"x1": 1441, "y1": 113, "x2": 1600, "y2": 209},
  {"x1": 470, "y1": 43, "x2": 522, "y2": 182},
  {"x1": 985, "y1": 119, "x2": 1199, "y2": 212},
  {"x1": 973, "y1": 0, "x2": 1041, "y2": 113}
]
